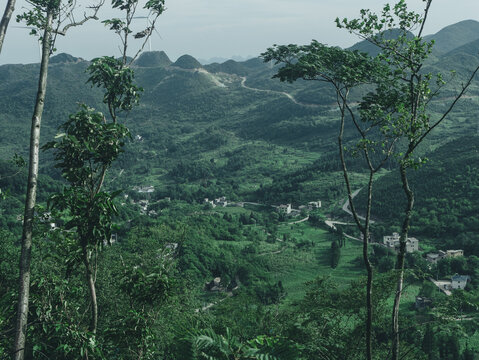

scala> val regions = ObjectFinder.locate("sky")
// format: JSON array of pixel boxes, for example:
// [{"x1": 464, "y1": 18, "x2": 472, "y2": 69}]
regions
[{"x1": 1, "y1": 0, "x2": 479, "y2": 65}]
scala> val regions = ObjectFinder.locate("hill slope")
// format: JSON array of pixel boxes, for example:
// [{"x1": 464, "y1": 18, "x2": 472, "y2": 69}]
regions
[{"x1": 357, "y1": 135, "x2": 479, "y2": 255}]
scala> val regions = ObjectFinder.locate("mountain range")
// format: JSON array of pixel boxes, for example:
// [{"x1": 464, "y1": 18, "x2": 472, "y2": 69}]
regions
[{"x1": 0, "y1": 20, "x2": 478, "y2": 248}]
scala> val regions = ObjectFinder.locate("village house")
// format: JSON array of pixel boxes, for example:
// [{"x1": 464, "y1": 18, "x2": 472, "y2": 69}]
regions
[
  {"x1": 134, "y1": 185, "x2": 155, "y2": 193},
  {"x1": 138, "y1": 199, "x2": 149, "y2": 213},
  {"x1": 426, "y1": 249, "x2": 464, "y2": 263},
  {"x1": 406, "y1": 238, "x2": 419, "y2": 252},
  {"x1": 308, "y1": 201, "x2": 321, "y2": 210},
  {"x1": 204, "y1": 198, "x2": 216, "y2": 208},
  {"x1": 446, "y1": 249, "x2": 464, "y2": 258},
  {"x1": 383, "y1": 232, "x2": 400, "y2": 247},
  {"x1": 205, "y1": 277, "x2": 223, "y2": 292},
  {"x1": 215, "y1": 196, "x2": 228, "y2": 207},
  {"x1": 451, "y1": 275, "x2": 470, "y2": 290},
  {"x1": 383, "y1": 232, "x2": 419, "y2": 252},
  {"x1": 277, "y1": 204, "x2": 292, "y2": 214},
  {"x1": 426, "y1": 253, "x2": 442, "y2": 264},
  {"x1": 430, "y1": 274, "x2": 471, "y2": 295}
]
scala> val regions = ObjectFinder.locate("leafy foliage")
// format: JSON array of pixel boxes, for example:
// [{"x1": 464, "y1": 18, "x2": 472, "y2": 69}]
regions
[{"x1": 87, "y1": 57, "x2": 142, "y2": 120}]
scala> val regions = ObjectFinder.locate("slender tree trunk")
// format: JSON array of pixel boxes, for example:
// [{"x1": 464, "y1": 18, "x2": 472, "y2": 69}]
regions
[
  {"x1": 0, "y1": 0, "x2": 16, "y2": 54},
  {"x1": 391, "y1": 161, "x2": 414, "y2": 360},
  {"x1": 82, "y1": 245, "x2": 98, "y2": 334},
  {"x1": 13, "y1": 11, "x2": 53, "y2": 360},
  {"x1": 337, "y1": 94, "x2": 373, "y2": 360},
  {"x1": 363, "y1": 172, "x2": 374, "y2": 360}
]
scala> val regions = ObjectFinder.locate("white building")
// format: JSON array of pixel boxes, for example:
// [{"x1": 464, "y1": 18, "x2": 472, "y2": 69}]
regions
[
  {"x1": 308, "y1": 201, "x2": 321, "y2": 210},
  {"x1": 383, "y1": 232, "x2": 400, "y2": 247},
  {"x1": 136, "y1": 186, "x2": 154, "y2": 193},
  {"x1": 277, "y1": 204, "x2": 292, "y2": 214},
  {"x1": 214, "y1": 196, "x2": 227, "y2": 207},
  {"x1": 426, "y1": 253, "x2": 441, "y2": 264},
  {"x1": 451, "y1": 275, "x2": 470, "y2": 290},
  {"x1": 204, "y1": 198, "x2": 216, "y2": 208},
  {"x1": 406, "y1": 237, "x2": 419, "y2": 252},
  {"x1": 383, "y1": 232, "x2": 418, "y2": 253}
]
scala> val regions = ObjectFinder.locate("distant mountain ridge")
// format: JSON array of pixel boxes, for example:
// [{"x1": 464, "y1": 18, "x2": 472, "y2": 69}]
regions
[
  {"x1": 0, "y1": 19, "x2": 478, "y2": 189},
  {"x1": 424, "y1": 20, "x2": 479, "y2": 55}
]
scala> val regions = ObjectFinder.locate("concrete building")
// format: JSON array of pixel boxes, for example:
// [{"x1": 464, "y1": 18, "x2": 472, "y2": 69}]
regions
[
  {"x1": 383, "y1": 232, "x2": 418, "y2": 253},
  {"x1": 446, "y1": 250, "x2": 464, "y2": 258},
  {"x1": 406, "y1": 237, "x2": 419, "y2": 252},
  {"x1": 277, "y1": 204, "x2": 292, "y2": 214},
  {"x1": 426, "y1": 253, "x2": 441, "y2": 264},
  {"x1": 426, "y1": 249, "x2": 464, "y2": 263},
  {"x1": 451, "y1": 275, "x2": 470, "y2": 290}
]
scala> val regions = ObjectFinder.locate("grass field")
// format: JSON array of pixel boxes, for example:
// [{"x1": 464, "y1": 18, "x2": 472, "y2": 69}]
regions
[
  {"x1": 256, "y1": 221, "x2": 365, "y2": 301},
  {"x1": 249, "y1": 219, "x2": 423, "y2": 314}
]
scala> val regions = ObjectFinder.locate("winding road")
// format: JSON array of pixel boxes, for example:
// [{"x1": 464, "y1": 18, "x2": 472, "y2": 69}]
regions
[
  {"x1": 240, "y1": 77, "x2": 322, "y2": 108},
  {"x1": 341, "y1": 188, "x2": 375, "y2": 223},
  {"x1": 325, "y1": 188, "x2": 375, "y2": 243}
]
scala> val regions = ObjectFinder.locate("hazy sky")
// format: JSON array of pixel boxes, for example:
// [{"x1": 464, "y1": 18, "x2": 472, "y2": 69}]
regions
[{"x1": 1, "y1": 0, "x2": 479, "y2": 65}]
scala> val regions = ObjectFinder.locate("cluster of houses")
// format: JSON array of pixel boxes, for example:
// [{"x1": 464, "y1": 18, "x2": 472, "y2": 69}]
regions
[
  {"x1": 204, "y1": 196, "x2": 228, "y2": 208},
  {"x1": 276, "y1": 200, "x2": 321, "y2": 215},
  {"x1": 426, "y1": 249, "x2": 469, "y2": 295},
  {"x1": 416, "y1": 274, "x2": 471, "y2": 309},
  {"x1": 383, "y1": 232, "x2": 419, "y2": 253},
  {"x1": 425, "y1": 249, "x2": 464, "y2": 263},
  {"x1": 133, "y1": 185, "x2": 155, "y2": 194},
  {"x1": 205, "y1": 277, "x2": 223, "y2": 292},
  {"x1": 381, "y1": 233, "x2": 472, "y2": 297},
  {"x1": 131, "y1": 198, "x2": 158, "y2": 217}
]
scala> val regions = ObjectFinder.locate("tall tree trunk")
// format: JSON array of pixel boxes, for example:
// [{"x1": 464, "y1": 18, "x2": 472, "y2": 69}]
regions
[
  {"x1": 13, "y1": 11, "x2": 53, "y2": 360},
  {"x1": 391, "y1": 161, "x2": 414, "y2": 360},
  {"x1": 82, "y1": 245, "x2": 98, "y2": 334},
  {"x1": 363, "y1": 172, "x2": 374, "y2": 360},
  {"x1": 337, "y1": 94, "x2": 374, "y2": 360},
  {"x1": 0, "y1": 0, "x2": 16, "y2": 54}
]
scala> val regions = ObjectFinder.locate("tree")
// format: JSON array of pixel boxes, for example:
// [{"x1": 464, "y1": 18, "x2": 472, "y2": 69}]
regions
[
  {"x1": 262, "y1": 34, "x2": 392, "y2": 360},
  {"x1": 336, "y1": 2, "x2": 479, "y2": 358},
  {"x1": 42, "y1": 0, "x2": 165, "y2": 352},
  {"x1": 180, "y1": 328, "x2": 301, "y2": 360},
  {"x1": 45, "y1": 106, "x2": 131, "y2": 336},
  {"x1": 0, "y1": 0, "x2": 16, "y2": 54},
  {"x1": 264, "y1": 1, "x2": 479, "y2": 359},
  {"x1": 421, "y1": 324, "x2": 437, "y2": 360},
  {"x1": 13, "y1": 1, "x2": 102, "y2": 358},
  {"x1": 330, "y1": 240, "x2": 341, "y2": 269}
]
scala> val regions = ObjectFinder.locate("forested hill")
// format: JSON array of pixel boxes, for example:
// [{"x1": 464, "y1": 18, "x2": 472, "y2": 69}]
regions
[
  {"x1": 0, "y1": 19, "x2": 478, "y2": 212},
  {"x1": 2, "y1": 16, "x2": 479, "y2": 360},
  {"x1": 1, "y1": 19, "x2": 479, "y2": 164},
  {"x1": 357, "y1": 135, "x2": 479, "y2": 256}
]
